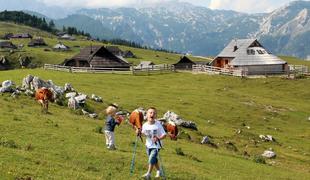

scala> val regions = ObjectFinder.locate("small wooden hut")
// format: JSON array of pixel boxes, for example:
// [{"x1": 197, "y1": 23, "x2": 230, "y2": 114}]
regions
[
  {"x1": 28, "y1": 38, "x2": 47, "y2": 47},
  {"x1": 0, "y1": 41, "x2": 17, "y2": 49},
  {"x1": 106, "y1": 46, "x2": 124, "y2": 56},
  {"x1": 173, "y1": 56, "x2": 196, "y2": 70}
]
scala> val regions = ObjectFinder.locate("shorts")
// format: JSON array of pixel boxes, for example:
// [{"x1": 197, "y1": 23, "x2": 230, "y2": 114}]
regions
[{"x1": 146, "y1": 148, "x2": 160, "y2": 165}]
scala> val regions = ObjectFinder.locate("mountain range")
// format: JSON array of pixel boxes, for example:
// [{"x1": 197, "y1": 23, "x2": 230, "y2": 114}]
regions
[{"x1": 0, "y1": 0, "x2": 310, "y2": 58}]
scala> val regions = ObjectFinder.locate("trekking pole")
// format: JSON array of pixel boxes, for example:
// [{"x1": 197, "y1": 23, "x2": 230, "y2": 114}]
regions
[
  {"x1": 130, "y1": 135, "x2": 139, "y2": 176},
  {"x1": 157, "y1": 147, "x2": 166, "y2": 179},
  {"x1": 155, "y1": 141, "x2": 166, "y2": 179}
]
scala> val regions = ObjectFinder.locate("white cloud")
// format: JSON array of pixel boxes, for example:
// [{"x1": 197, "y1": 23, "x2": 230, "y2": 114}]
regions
[
  {"x1": 38, "y1": 0, "x2": 308, "y2": 13},
  {"x1": 39, "y1": 0, "x2": 178, "y2": 8},
  {"x1": 208, "y1": 0, "x2": 297, "y2": 13}
]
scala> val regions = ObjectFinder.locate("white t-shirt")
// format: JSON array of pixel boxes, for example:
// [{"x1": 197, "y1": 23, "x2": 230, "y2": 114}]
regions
[{"x1": 142, "y1": 120, "x2": 166, "y2": 149}]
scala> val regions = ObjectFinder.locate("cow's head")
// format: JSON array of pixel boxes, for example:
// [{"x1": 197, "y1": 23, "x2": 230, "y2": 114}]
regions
[
  {"x1": 129, "y1": 110, "x2": 144, "y2": 135},
  {"x1": 167, "y1": 121, "x2": 178, "y2": 141}
]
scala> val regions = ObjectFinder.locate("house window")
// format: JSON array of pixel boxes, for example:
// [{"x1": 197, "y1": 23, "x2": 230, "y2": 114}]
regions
[
  {"x1": 257, "y1": 50, "x2": 263, "y2": 54},
  {"x1": 247, "y1": 49, "x2": 255, "y2": 55}
]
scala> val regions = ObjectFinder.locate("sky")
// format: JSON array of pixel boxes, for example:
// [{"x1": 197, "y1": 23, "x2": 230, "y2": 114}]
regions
[{"x1": 38, "y1": 0, "x2": 309, "y2": 13}]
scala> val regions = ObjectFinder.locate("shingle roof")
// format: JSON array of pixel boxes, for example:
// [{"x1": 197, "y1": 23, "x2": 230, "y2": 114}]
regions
[
  {"x1": 214, "y1": 39, "x2": 286, "y2": 66},
  {"x1": 174, "y1": 56, "x2": 195, "y2": 65},
  {"x1": 70, "y1": 45, "x2": 130, "y2": 67}
]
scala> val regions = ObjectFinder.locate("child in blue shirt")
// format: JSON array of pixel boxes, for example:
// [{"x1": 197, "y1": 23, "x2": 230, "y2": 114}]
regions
[{"x1": 104, "y1": 104, "x2": 121, "y2": 150}]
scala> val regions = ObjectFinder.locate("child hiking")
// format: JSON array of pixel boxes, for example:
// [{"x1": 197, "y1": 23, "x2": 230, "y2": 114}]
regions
[
  {"x1": 139, "y1": 107, "x2": 166, "y2": 179},
  {"x1": 104, "y1": 104, "x2": 122, "y2": 150}
]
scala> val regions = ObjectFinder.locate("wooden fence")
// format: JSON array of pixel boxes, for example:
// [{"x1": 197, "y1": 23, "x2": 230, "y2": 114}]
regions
[
  {"x1": 192, "y1": 65, "x2": 246, "y2": 77},
  {"x1": 44, "y1": 64, "x2": 175, "y2": 75},
  {"x1": 193, "y1": 64, "x2": 309, "y2": 77},
  {"x1": 132, "y1": 64, "x2": 175, "y2": 75}
]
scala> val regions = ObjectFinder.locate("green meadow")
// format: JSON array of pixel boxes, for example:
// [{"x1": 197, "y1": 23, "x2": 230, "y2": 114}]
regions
[
  {"x1": 0, "y1": 21, "x2": 310, "y2": 179},
  {"x1": 0, "y1": 69, "x2": 309, "y2": 179}
]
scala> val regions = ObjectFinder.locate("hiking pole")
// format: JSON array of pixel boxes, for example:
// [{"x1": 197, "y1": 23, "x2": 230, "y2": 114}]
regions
[
  {"x1": 130, "y1": 135, "x2": 139, "y2": 176},
  {"x1": 156, "y1": 141, "x2": 166, "y2": 179}
]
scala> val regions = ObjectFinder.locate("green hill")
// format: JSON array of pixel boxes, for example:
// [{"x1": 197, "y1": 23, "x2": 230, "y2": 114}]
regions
[
  {"x1": 0, "y1": 21, "x2": 209, "y2": 69},
  {"x1": 0, "y1": 69, "x2": 310, "y2": 179}
]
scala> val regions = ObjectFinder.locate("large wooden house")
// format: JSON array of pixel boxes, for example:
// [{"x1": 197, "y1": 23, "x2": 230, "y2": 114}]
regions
[
  {"x1": 210, "y1": 39, "x2": 288, "y2": 75},
  {"x1": 63, "y1": 45, "x2": 130, "y2": 69}
]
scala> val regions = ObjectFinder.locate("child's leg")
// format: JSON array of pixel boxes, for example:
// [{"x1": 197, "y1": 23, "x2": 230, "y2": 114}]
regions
[
  {"x1": 147, "y1": 149, "x2": 158, "y2": 173},
  {"x1": 110, "y1": 132, "x2": 115, "y2": 146},
  {"x1": 104, "y1": 131, "x2": 109, "y2": 146}
]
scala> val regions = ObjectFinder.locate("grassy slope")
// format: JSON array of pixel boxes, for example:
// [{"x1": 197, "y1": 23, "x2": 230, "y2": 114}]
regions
[
  {"x1": 0, "y1": 22, "x2": 209, "y2": 67},
  {"x1": 0, "y1": 69, "x2": 309, "y2": 179}
]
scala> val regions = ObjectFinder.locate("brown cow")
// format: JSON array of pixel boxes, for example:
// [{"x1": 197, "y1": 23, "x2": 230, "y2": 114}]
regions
[
  {"x1": 162, "y1": 121, "x2": 178, "y2": 140},
  {"x1": 129, "y1": 110, "x2": 144, "y2": 142},
  {"x1": 35, "y1": 88, "x2": 54, "y2": 113}
]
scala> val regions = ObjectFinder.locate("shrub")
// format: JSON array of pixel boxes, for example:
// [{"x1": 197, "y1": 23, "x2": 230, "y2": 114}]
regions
[
  {"x1": 0, "y1": 137, "x2": 19, "y2": 149},
  {"x1": 175, "y1": 147, "x2": 185, "y2": 156},
  {"x1": 55, "y1": 95, "x2": 67, "y2": 106},
  {"x1": 253, "y1": 155, "x2": 266, "y2": 164},
  {"x1": 94, "y1": 126, "x2": 103, "y2": 134}
]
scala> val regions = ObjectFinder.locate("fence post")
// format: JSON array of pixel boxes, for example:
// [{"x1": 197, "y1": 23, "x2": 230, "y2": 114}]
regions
[{"x1": 131, "y1": 66, "x2": 135, "y2": 75}]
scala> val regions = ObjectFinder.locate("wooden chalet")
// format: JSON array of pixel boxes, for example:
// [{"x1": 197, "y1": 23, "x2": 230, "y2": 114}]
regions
[
  {"x1": 210, "y1": 39, "x2": 288, "y2": 75},
  {"x1": 58, "y1": 34, "x2": 76, "y2": 41},
  {"x1": 9, "y1": 33, "x2": 33, "y2": 39},
  {"x1": 28, "y1": 38, "x2": 47, "y2": 47},
  {"x1": 136, "y1": 61, "x2": 155, "y2": 69},
  {"x1": 53, "y1": 43, "x2": 70, "y2": 51},
  {"x1": 0, "y1": 56, "x2": 8, "y2": 70},
  {"x1": 63, "y1": 45, "x2": 130, "y2": 69},
  {"x1": 173, "y1": 56, "x2": 196, "y2": 70},
  {"x1": 0, "y1": 41, "x2": 17, "y2": 49},
  {"x1": 123, "y1": 50, "x2": 135, "y2": 58},
  {"x1": 106, "y1": 46, "x2": 124, "y2": 56}
]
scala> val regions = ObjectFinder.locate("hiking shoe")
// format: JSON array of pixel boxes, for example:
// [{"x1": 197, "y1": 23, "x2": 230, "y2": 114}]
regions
[
  {"x1": 155, "y1": 170, "x2": 161, "y2": 178},
  {"x1": 107, "y1": 145, "x2": 116, "y2": 150},
  {"x1": 141, "y1": 173, "x2": 151, "y2": 180}
]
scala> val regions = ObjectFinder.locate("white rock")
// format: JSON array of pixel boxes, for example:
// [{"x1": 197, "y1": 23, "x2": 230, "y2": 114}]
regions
[
  {"x1": 91, "y1": 94, "x2": 103, "y2": 102},
  {"x1": 2, "y1": 80, "x2": 14, "y2": 88},
  {"x1": 25, "y1": 89, "x2": 34, "y2": 96},
  {"x1": 89, "y1": 113, "x2": 98, "y2": 119},
  {"x1": 82, "y1": 109, "x2": 89, "y2": 115},
  {"x1": 68, "y1": 97, "x2": 79, "y2": 110},
  {"x1": 66, "y1": 92, "x2": 77, "y2": 98},
  {"x1": 64, "y1": 83, "x2": 74, "y2": 92},
  {"x1": 22, "y1": 75, "x2": 34, "y2": 89},
  {"x1": 75, "y1": 94, "x2": 87, "y2": 104},
  {"x1": 262, "y1": 150, "x2": 276, "y2": 158},
  {"x1": 201, "y1": 136, "x2": 210, "y2": 144},
  {"x1": 266, "y1": 135, "x2": 275, "y2": 142}
]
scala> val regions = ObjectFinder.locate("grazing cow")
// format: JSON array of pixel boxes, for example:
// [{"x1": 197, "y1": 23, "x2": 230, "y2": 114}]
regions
[
  {"x1": 129, "y1": 110, "x2": 145, "y2": 142},
  {"x1": 162, "y1": 121, "x2": 178, "y2": 140},
  {"x1": 35, "y1": 88, "x2": 54, "y2": 112}
]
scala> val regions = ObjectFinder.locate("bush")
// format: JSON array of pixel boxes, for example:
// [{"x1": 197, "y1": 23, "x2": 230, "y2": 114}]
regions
[
  {"x1": 253, "y1": 155, "x2": 266, "y2": 164},
  {"x1": 175, "y1": 147, "x2": 185, "y2": 156},
  {"x1": 55, "y1": 95, "x2": 67, "y2": 106},
  {"x1": 94, "y1": 126, "x2": 103, "y2": 134},
  {"x1": 0, "y1": 137, "x2": 19, "y2": 149}
]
